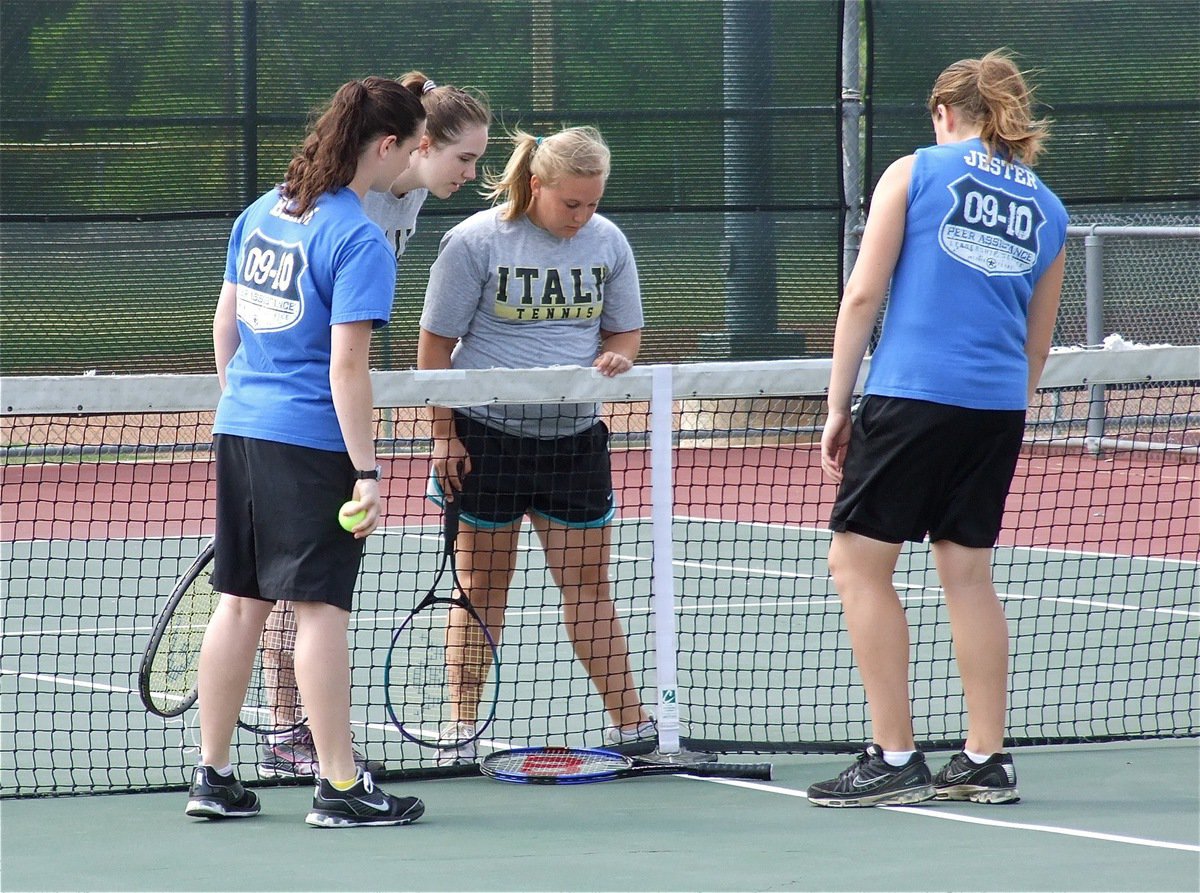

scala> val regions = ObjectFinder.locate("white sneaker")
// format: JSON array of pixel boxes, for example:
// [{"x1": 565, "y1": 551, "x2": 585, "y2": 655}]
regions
[
  {"x1": 603, "y1": 719, "x2": 657, "y2": 747},
  {"x1": 436, "y1": 721, "x2": 478, "y2": 766}
]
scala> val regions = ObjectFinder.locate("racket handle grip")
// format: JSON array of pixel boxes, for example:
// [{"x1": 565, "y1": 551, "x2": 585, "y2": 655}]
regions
[{"x1": 695, "y1": 762, "x2": 773, "y2": 781}]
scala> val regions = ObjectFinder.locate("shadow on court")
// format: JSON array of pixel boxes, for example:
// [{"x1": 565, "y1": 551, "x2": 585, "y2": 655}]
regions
[{"x1": 2, "y1": 740, "x2": 1196, "y2": 892}]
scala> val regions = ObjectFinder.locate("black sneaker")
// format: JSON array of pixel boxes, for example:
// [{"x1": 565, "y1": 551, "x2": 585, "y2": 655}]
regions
[
  {"x1": 305, "y1": 771, "x2": 425, "y2": 829},
  {"x1": 933, "y1": 751, "x2": 1020, "y2": 804},
  {"x1": 807, "y1": 745, "x2": 936, "y2": 808},
  {"x1": 185, "y1": 765, "x2": 261, "y2": 819}
]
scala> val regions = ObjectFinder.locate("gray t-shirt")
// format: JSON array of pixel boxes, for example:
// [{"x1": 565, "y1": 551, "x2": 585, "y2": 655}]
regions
[
  {"x1": 361, "y1": 188, "x2": 429, "y2": 260},
  {"x1": 421, "y1": 205, "x2": 643, "y2": 437}
]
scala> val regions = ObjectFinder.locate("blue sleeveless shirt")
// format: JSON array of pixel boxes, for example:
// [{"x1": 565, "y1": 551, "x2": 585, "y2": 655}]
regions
[{"x1": 864, "y1": 137, "x2": 1068, "y2": 410}]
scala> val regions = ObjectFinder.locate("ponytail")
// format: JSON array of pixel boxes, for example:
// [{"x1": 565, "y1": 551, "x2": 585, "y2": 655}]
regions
[
  {"x1": 398, "y1": 70, "x2": 492, "y2": 148},
  {"x1": 483, "y1": 126, "x2": 610, "y2": 220},
  {"x1": 482, "y1": 131, "x2": 540, "y2": 219},
  {"x1": 282, "y1": 76, "x2": 425, "y2": 216},
  {"x1": 928, "y1": 49, "x2": 1051, "y2": 166}
]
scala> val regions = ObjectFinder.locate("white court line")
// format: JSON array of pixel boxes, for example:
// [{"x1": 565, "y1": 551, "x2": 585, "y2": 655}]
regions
[
  {"x1": 674, "y1": 514, "x2": 1200, "y2": 568},
  {"x1": 686, "y1": 775, "x2": 1200, "y2": 853},
  {"x1": 0, "y1": 668, "x2": 134, "y2": 695},
  {"x1": 5, "y1": 670, "x2": 1195, "y2": 854},
  {"x1": 606, "y1": 548, "x2": 1199, "y2": 620}
]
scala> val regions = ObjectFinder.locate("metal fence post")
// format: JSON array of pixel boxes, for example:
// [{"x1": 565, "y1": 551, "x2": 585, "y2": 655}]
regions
[
  {"x1": 1085, "y1": 230, "x2": 1106, "y2": 452},
  {"x1": 721, "y1": 0, "x2": 776, "y2": 341},
  {"x1": 842, "y1": 0, "x2": 864, "y2": 286}
]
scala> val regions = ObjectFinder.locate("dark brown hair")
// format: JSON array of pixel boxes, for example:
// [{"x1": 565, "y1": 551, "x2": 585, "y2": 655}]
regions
[{"x1": 282, "y1": 76, "x2": 426, "y2": 216}]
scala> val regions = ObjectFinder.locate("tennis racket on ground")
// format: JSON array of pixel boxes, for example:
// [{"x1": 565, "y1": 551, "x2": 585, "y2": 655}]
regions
[
  {"x1": 384, "y1": 496, "x2": 500, "y2": 751},
  {"x1": 480, "y1": 747, "x2": 774, "y2": 784},
  {"x1": 138, "y1": 540, "x2": 218, "y2": 717}
]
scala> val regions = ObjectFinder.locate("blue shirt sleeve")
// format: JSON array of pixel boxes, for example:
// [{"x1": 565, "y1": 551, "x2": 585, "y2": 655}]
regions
[{"x1": 330, "y1": 234, "x2": 397, "y2": 329}]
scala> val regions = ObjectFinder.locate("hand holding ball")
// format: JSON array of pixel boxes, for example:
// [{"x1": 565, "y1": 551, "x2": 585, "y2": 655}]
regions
[{"x1": 338, "y1": 502, "x2": 367, "y2": 532}]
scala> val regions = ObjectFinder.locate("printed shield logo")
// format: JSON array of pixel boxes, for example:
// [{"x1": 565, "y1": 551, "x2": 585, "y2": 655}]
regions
[
  {"x1": 236, "y1": 229, "x2": 308, "y2": 332},
  {"x1": 938, "y1": 175, "x2": 1046, "y2": 277}
]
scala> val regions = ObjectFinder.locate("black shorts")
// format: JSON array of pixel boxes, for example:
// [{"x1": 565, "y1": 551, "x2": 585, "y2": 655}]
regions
[
  {"x1": 211, "y1": 434, "x2": 364, "y2": 611},
  {"x1": 828, "y1": 396, "x2": 1025, "y2": 548},
  {"x1": 427, "y1": 412, "x2": 616, "y2": 529}
]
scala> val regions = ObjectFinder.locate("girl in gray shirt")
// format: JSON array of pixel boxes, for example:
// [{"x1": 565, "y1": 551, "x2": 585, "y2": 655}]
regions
[
  {"x1": 418, "y1": 126, "x2": 653, "y2": 764},
  {"x1": 255, "y1": 72, "x2": 490, "y2": 783}
]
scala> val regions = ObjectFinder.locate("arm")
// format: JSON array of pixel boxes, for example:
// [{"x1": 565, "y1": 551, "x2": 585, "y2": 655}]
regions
[
  {"x1": 1024, "y1": 247, "x2": 1066, "y2": 403},
  {"x1": 417, "y1": 327, "x2": 470, "y2": 494},
  {"x1": 213, "y1": 281, "x2": 240, "y2": 389},
  {"x1": 595, "y1": 328, "x2": 641, "y2": 377},
  {"x1": 330, "y1": 320, "x2": 380, "y2": 537},
  {"x1": 821, "y1": 154, "x2": 913, "y2": 482}
]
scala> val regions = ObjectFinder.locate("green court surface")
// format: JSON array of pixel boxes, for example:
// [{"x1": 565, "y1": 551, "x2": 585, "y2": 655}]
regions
[
  {"x1": 3, "y1": 514, "x2": 1197, "y2": 799},
  {"x1": 1, "y1": 740, "x2": 1196, "y2": 892},
  {"x1": 3, "y1": 519, "x2": 1196, "y2": 798}
]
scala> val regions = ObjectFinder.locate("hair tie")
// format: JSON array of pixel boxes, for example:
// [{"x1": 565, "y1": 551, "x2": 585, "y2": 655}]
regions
[
  {"x1": 422, "y1": 79, "x2": 438, "y2": 95},
  {"x1": 535, "y1": 136, "x2": 544, "y2": 146}
]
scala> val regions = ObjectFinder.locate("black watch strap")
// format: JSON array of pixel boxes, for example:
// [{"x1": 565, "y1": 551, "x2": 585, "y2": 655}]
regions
[{"x1": 354, "y1": 465, "x2": 382, "y2": 481}]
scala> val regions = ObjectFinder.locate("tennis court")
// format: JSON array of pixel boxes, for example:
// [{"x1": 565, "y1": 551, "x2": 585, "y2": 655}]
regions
[
  {"x1": 6, "y1": 509, "x2": 1195, "y2": 792},
  {"x1": 1, "y1": 741, "x2": 1196, "y2": 891}
]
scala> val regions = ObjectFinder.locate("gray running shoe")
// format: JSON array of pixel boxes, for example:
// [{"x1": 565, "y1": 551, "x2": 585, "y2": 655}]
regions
[
  {"x1": 933, "y1": 751, "x2": 1020, "y2": 804},
  {"x1": 807, "y1": 745, "x2": 935, "y2": 808}
]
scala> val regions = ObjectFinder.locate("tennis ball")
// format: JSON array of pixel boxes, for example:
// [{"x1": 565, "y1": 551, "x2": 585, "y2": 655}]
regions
[{"x1": 338, "y1": 502, "x2": 367, "y2": 532}]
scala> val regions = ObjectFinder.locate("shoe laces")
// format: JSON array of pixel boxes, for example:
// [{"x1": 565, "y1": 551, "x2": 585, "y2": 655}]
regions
[
  {"x1": 837, "y1": 747, "x2": 877, "y2": 782},
  {"x1": 358, "y1": 771, "x2": 375, "y2": 794},
  {"x1": 440, "y1": 721, "x2": 476, "y2": 741},
  {"x1": 605, "y1": 719, "x2": 656, "y2": 743}
]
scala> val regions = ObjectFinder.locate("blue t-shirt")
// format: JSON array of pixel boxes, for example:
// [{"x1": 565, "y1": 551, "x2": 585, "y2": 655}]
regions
[
  {"x1": 213, "y1": 187, "x2": 396, "y2": 451},
  {"x1": 865, "y1": 137, "x2": 1068, "y2": 410}
]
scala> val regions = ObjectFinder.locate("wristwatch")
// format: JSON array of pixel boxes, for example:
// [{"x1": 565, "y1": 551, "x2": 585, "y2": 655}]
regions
[{"x1": 354, "y1": 465, "x2": 383, "y2": 481}]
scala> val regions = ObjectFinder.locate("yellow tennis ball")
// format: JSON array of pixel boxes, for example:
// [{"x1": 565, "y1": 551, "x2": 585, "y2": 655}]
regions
[{"x1": 338, "y1": 502, "x2": 367, "y2": 532}]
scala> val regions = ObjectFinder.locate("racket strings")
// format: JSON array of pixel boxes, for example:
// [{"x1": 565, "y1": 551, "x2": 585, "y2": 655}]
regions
[
  {"x1": 489, "y1": 747, "x2": 627, "y2": 778},
  {"x1": 257, "y1": 602, "x2": 303, "y2": 729},
  {"x1": 147, "y1": 574, "x2": 219, "y2": 710},
  {"x1": 445, "y1": 604, "x2": 495, "y2": 723}
]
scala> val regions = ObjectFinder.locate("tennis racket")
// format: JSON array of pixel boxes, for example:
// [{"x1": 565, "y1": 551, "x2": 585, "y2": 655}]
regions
[
  {"x1": 480, "y1": 747, "x2": 774, "y2": 784},
  {"x1": 139, "y1": 540, "x2": 306, "y2": 735},
  {"x1": 138, "y1": 540, "x2": 218, "y2": 717},
  {"x1": 384, "y1": 496, "x2": 500, "y2": 751},
  {"x1": 236, "y1": 600, "x2": 308, "y2": 737}
]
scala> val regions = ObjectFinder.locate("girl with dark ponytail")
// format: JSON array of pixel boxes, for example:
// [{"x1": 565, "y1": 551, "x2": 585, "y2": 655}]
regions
[
  {"x1": 187, "y1": 78, "x2": 427, "y2": 829},
  {"x1": 257, "y1": 75, "x2": 491, "y2": 781}
]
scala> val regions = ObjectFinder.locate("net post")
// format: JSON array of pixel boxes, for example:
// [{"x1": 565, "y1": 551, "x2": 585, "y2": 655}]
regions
[
  {"x1": 649, "y1": 364, "x2": 682, "y2": 755},
  {"x1": 1084, "y1": 231, "x2": 1107, "y2": 454}
]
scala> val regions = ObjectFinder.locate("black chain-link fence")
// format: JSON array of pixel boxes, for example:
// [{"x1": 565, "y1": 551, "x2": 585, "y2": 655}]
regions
[{"x1": 2, "y1": 0, "x2": 1197, "y2": 374}]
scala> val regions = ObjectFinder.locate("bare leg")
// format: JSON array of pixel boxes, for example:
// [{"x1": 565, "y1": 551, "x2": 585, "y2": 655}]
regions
[
  {"x1": 446, "y1": 523, "x2": 519, "y2": 723},
  {"x1": 827, "y1": 531, "x2": 912, "y2": 750},
  {"x1": 197, "y1": 594, "x2": 274, "y2": 769},
  {"x1": 261, "y1": 601, "x2": 302, "y2": 730},
  {"x1": 291, "y1": 601, "x2": 355, "y2": 781},
  {"x1": 533, "y1": 516, "x2": 648, "y2": 730},
  {"x1": 932, "y1": 540, "x2": 1008, "y2": 755}
]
